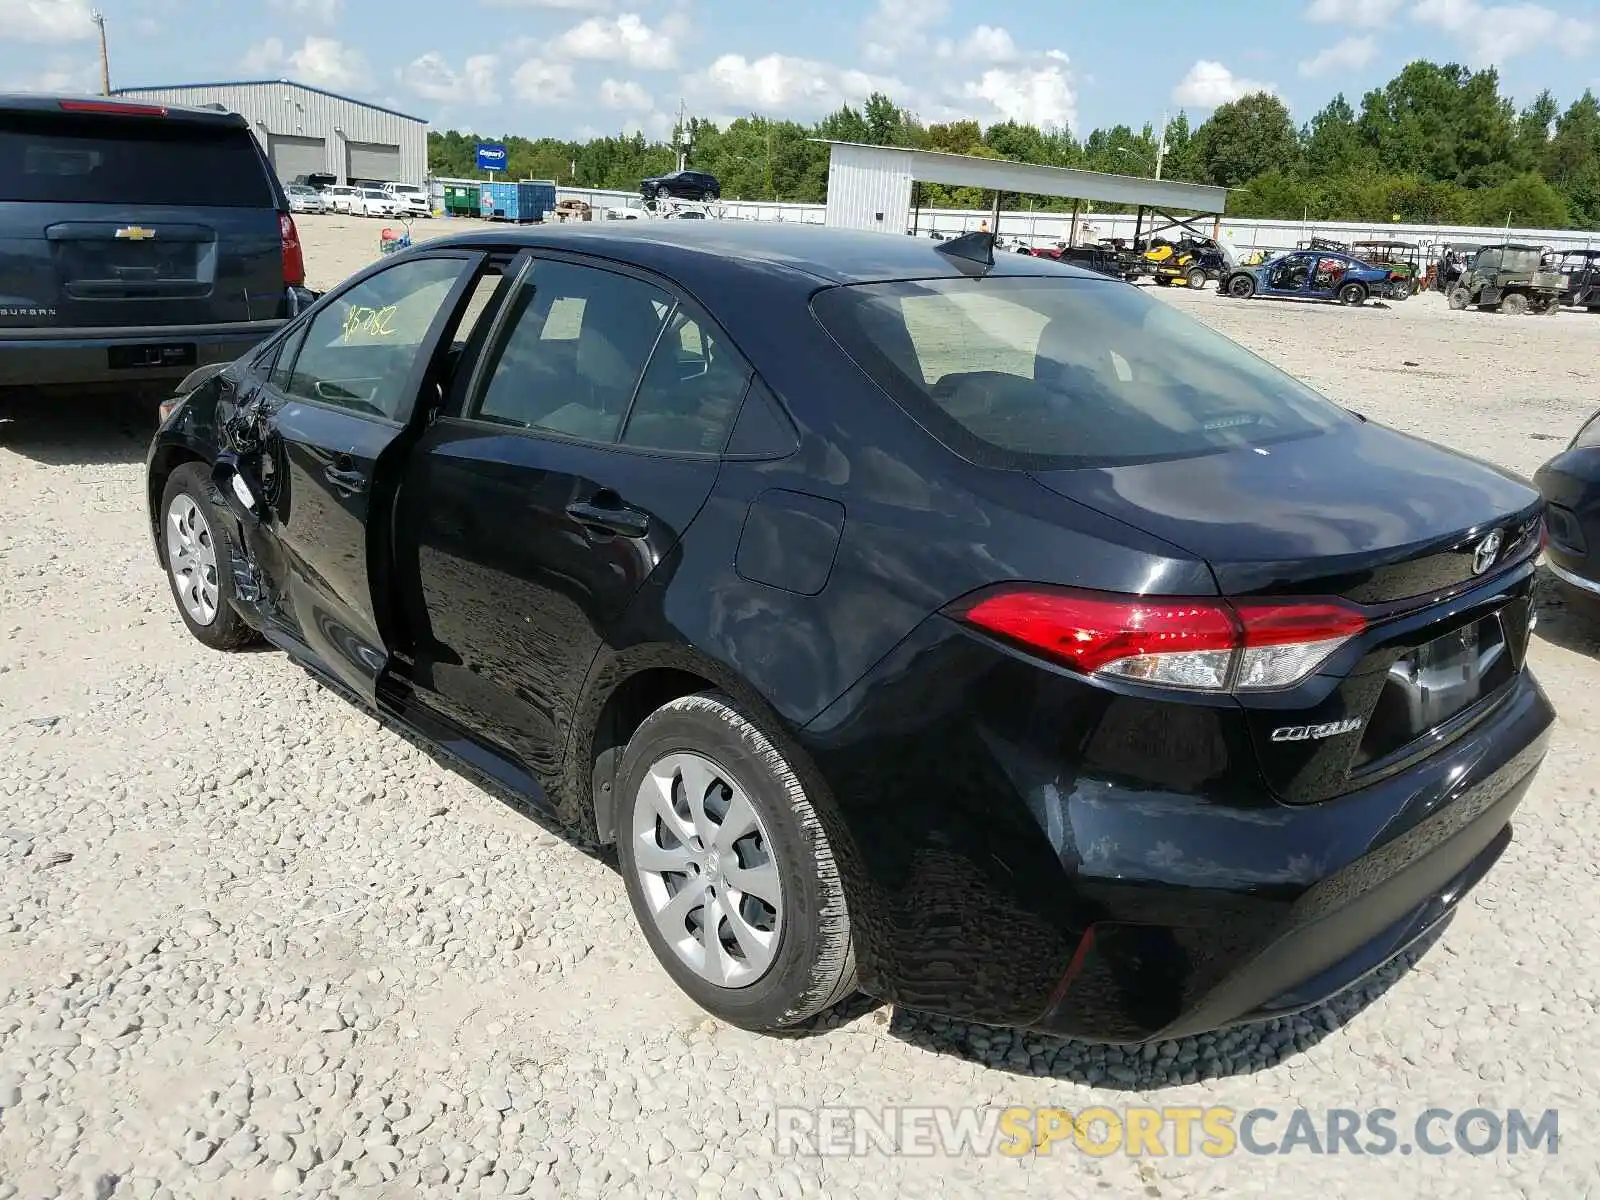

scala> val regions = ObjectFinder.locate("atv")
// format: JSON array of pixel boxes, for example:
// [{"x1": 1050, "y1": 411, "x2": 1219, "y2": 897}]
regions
[{"x1": 1145, "y1": 237, "x2": 1228, "y2": 290}]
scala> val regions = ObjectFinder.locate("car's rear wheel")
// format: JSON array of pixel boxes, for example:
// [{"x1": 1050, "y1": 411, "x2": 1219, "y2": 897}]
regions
[
  {"x1": 1226, "y1": 274, "x2": 1256, "y2": 298},
  {"x1": 615, "y1": 692, "x2": 856, "y2": 1031},
  {"x1": 160, "y1": 463, "x2": 258, "y2": 652},
  {"x1": 1338, "y1": 282, "x2": 1367, "y2": 306},
  {"x1": 1186, "y1": 267, "x2": 1208, "y2": 289},
  {"x1": 1449, "y1": 287, "x2": 1471, "y2": 309},
  {"x1": 1499, "y1": 292, "x2": 1530, "y2": 316}
]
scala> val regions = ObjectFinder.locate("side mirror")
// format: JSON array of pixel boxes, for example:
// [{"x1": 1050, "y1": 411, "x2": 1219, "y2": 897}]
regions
[{"x1": 212, "y1": 452, "x2": 266, "y2": 528}]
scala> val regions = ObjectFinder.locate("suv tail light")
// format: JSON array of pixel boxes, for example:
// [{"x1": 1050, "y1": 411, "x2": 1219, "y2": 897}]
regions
[
  {"x1": 279, "y1": 212, "x2": 306, "y2": 288},
  {"x1": 953, "y1": 587, "x2": 1367, "y2": 694}
]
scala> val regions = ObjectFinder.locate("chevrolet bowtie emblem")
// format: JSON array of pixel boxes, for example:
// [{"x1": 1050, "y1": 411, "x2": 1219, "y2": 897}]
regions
[{"x1": 114, "y1": 226, "x2": 156, "y2": 241}]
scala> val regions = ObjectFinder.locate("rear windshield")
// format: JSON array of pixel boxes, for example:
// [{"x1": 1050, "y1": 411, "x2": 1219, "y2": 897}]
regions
[
  {"x1": 813, "y1": 276, "x2": 1349, "y2": 470},
  {"x1": 0, "y1": 113, "x2": 274, "y2": 207}
]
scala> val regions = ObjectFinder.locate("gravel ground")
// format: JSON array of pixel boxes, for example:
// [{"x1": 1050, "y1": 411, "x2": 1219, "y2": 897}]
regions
[{"x1": 2, "y1": 219, "x2": 1600, "y2": 1199}]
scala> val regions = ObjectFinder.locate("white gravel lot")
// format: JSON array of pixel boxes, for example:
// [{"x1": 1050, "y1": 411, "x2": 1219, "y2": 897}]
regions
[{"x1": 2, "y1": 216, "x2": 1600, "y2": 1199}]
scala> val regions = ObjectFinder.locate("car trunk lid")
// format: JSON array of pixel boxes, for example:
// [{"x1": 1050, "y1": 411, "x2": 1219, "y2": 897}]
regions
[{"x1": 1031, "y1": 421, "x2": 1544, "y2": 803}]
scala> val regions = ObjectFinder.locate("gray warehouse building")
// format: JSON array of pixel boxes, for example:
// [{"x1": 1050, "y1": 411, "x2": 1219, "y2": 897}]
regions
[{"x1": 111, "y1": 79, "x2": 428, "y2": 186}]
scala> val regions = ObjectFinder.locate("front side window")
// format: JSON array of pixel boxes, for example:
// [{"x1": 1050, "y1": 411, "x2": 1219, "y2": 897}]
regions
[
  {"x1": 813, "y1": 276, "x2": 1349, "y2": 470},
  {"x1": 281, "y1": 257, "x2": 467, "y2": 421},
  {"x1": 472, "y1": 260, "x2": 672, "y2": 442}
]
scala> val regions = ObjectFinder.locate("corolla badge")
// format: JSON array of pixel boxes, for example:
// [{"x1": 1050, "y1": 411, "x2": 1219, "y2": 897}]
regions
[
  {"x1": 1270, "y1": 718, "x2": 1363, "y2": 743},
  {"x1": 1472, "y1": 530, "x2": 1503, "y2": 576}
]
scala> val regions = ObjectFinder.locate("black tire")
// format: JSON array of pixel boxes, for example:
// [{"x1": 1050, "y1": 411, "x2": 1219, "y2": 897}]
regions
[
  {"x1": 158, "y1": 463, "x2": 258, "y2": 652},
  {"x1": 1338, "y1": 282, "x2": 1367, "y2": 306},
  {"x1": 1449, "y1": 288, "x2": 1471, "y2": 310},
  {"x1": 1226, "y1": 273, "x2": 1256, "y2": 299},
  {"x1": 1155, "y1": 275, "x2": 1173, "y2": 287},
  {"x1": 615, "y1": 692, "x2": 856, "y2": 1032},
  {"x1": 1499, "y1": 292, "x2": 1530, "y2": 316},
  {"x1": 1186, "y1": 267, "x2": 1208, "y2": 289}
]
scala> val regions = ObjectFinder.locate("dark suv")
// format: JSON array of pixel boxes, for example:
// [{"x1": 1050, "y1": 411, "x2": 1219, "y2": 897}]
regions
[
  {"x1": 0, "y1": 94, "x2": 316, "y2": 401},
  {"x1": 640, "y1": 169, "x2": 721, "y2": 203}
]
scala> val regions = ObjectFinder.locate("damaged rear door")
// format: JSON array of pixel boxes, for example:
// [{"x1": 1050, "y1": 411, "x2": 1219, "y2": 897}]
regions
[{"x1": 239, "y1": 251, "x2": 483, "y2": 701}]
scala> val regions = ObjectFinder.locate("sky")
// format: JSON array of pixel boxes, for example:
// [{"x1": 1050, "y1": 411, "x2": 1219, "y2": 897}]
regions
[{"x1": 3, "y1": 0, "x2": 1600, "y2": 141}]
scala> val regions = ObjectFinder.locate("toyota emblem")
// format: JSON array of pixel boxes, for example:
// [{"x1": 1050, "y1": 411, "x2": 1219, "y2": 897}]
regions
[{"x1": 1472, "y1": 530, "x2": 1503, "y2": 576}]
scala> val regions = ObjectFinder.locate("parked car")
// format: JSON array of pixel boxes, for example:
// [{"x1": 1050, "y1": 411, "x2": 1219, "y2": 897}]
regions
[
  {"x1": 1535, "y1": 414, "x2": 1600, "y2": 603},
  {"x1": 324, "y1": 185, "x2": 358, "y2": 215},
  {"x1": 0, "y1": 93, "x2": 313, "y2": 402},
  {"x1": 285, "y1": 184, "x2": 326, "y2": 215},
  {"x1": 1221, "y1": 250, "x2": 1391, "y2": 306},
  {"x1": 641, "y1": 169, "x2": 721, "y2": 203},
  {"x1": 1447, "y1": 244, "x2": 1563, "y2": 315},
  {"x1": 146, "y1": 223, "x2": 1552, "y2": 1042},
  {"x1": 291, "y1": 172, "x2": 337, "y2": 192},
  {"x1": 1553, "y1": 249, "x2": 1600, "y2": 312},
  {"x1": 352, "y1": 188, "x2": 401, "y2": 218},
  {"x1": 384, "y1": 182, "x2": 430, "y2": 217}
]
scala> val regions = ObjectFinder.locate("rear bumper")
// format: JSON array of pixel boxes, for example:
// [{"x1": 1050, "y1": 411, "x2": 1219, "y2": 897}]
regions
[
  {"x1": 802, "y1": 616, "x2": 1554, "y2": 1043},
  {"x1": 0, "y1": 320, "x2": 283, "y2": 392}
]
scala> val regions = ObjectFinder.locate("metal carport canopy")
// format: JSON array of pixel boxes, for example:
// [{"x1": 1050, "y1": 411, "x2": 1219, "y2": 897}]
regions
[{"x1": 814, "y1": 140, "x2": 1228, "y2": 213}]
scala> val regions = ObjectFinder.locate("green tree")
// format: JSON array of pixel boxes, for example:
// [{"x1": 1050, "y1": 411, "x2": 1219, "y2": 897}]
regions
[
  {"x1": 1192, "y1": 92, "x2": 1300, "y2": 187},
  {"x1": 1303, "y1": 94, "x2": 1373, "y2": 177}
]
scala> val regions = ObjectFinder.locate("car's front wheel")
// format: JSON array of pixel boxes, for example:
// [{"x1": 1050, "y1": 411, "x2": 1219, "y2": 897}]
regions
[
  {"x1": 1226, "y1": 274, "x2": 1256, "y2": 298},
  {"x1": 160, "y1": 463, "x2": 258, "y2": 652},
  {"x1": 1338, "y1": 282, "x2": 1367, "y2": 306},
  {"x1": 615, "y1": 693, "x2": 857, "y2": 1032}
]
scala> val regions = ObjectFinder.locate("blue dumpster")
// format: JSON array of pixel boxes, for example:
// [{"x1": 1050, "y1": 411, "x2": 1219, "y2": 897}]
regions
[{"x1": 478, "y1": 180, "x2": 557, "y2": 223}]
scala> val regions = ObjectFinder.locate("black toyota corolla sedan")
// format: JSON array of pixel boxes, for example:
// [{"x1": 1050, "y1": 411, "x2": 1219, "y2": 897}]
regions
[{"x1": 145, "y1": 223, "x2": 1553, "y2": 1043}]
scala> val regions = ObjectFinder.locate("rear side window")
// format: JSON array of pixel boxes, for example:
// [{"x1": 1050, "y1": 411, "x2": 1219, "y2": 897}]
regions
[
  {"x1": 813, "y1": 277, "x2": 1349, "y2": 470},
  {"x1": 0, "y1": 113, "x2": 275, "y2": 207}
]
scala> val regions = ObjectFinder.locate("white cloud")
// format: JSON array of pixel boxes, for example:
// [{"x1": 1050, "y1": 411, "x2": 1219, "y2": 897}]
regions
[
  {"x1": 271, "y1": 0, "x2": 341, "y2": 23},
  {"x1": 685, "y1": 52, "x2": 904, "y2": 118},
  {"x1": 861, "y1": 0, "x2": 949, "y2": 64},
  {"x1": 3, "y1": 54, "x2": 97, "y2": 92},
  {"x1": 599, "y1": 77, "x2": 652, "y2": 110},
  {"x1": 1299, "y1": 34, "x2": 1378, "y2": 76},
  {"x1": 959, "y1": 63, "x2": 1075, "y2": 129},
  {"x1": 511, "y1": 57, "x2": 576, "y2": 102},
  {"x1": 550, "y1": 13, "x2": 681, "y2": 70},
  {"x1": 2, "y1": 0, "x2": 93, "y2": 42},
  {"x1": 1304, "y1": 0, "x2": 1404, "y2": 25},
  {"x1": 1412, "y1": 0, "x2": 1596, "y2": 62},
  {"x1": 941, "y1": 24, "x2": 1019, "y2": 63},
  {"x1": 1172, "y1": 60, "x2": 1274, "y2": 108},
  {"x1": 399, "y1": 53, "x2": 498, "y2": 105},
  {"x1": 484, "y1": 0, "x2": 609, "y2": 7},
  {"x1": 242, "y1": 35, "x2": 373, "y2": 91}
]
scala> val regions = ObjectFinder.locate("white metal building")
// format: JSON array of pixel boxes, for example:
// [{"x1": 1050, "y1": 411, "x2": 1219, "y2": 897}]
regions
[
  {"x1": 817, "y1": 141, "x2": 1227, "y2": 237},
  {"x1": 111, "y1": 80, "x2": 428, "y2": 187}
]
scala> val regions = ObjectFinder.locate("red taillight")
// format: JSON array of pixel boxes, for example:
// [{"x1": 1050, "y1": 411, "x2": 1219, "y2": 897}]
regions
[
  {"x1": 279, "y1": 212, "x2": 306, "y2": 288},
  {"x1": 59, "y1": 99, "x2": 168, "y2": 116},
  {"x1": 956, "y1": 587, "x2": 1367, "y2": 693}
]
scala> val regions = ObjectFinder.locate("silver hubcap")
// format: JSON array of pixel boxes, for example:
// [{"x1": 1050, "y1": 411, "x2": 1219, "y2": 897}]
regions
[
  {"x1": 166, "y1": 493, "x2": 219, "y2": 626},
  {"x1": 631, "y1": 751, "x2": 783, "y2": 988}
]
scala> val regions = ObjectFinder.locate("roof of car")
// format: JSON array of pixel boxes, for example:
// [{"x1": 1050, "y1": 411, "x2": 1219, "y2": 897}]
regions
[
  {"x1": 0, "y1": 93, "x2": 248, "y2": 127},
  {"x1": 431, "y1": 221, "x2": 1100, "y2": 286}
]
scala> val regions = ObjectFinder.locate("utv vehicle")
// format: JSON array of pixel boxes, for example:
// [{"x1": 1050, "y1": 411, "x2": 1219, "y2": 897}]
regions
[
  {"x1": 1032, "y1": 243, "x2": 1133, "y2": 281},
  {"x1": 1351, "y1": 240, "x2": 1422, "y2": 300},
  {"x1": 1554, "y1": 249, "x2": 1600, "y2": 311},
  {"x1": 1448, "y1": 244, "x2": 1563, "y2": 315},
  {"x1": 1297, "y1": 236, "x2": 1350, "y2": 254}
]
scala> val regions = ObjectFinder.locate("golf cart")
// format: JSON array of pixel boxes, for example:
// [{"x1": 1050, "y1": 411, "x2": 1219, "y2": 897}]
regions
[
  {"x1": 1448, "y1": 244, "x2": 1564, "y2": 315},
  {"x1": 1350, "y1": 240, "x2": 1423, "y2": 300},
  {"x1": 1145, "y1": 236, "x2": 1231, "y2": 289},
  {"x1": 1554, "y1": 249, "x2": 1600, "y2": 311}
]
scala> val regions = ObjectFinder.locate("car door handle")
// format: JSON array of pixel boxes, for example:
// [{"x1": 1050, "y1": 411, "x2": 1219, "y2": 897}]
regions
[
  {"x1": 324, "y1": 463, "x2": 367, "y2": 494},
  {"x1": 565, "y1": 498, "x2": 649, "y2": 539}
]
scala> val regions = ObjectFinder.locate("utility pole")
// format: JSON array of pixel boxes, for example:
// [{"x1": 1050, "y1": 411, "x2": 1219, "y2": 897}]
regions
[
  {"x1": 1155, "y1": 109, "x2": 1168, "y2": 181},
  {"x1": 675, "y1": 97, "x2": 688, "y2": 172},
  {"x1": 91, "y1": 9, "x2": 110, "y2": 95}
]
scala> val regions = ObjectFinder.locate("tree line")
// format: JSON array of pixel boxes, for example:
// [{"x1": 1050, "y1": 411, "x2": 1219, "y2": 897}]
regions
[{"x1": 428, "y1": 60, "x2": 1600, "y2": 229}]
